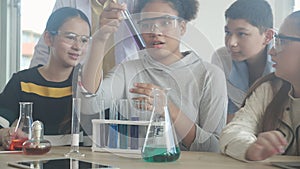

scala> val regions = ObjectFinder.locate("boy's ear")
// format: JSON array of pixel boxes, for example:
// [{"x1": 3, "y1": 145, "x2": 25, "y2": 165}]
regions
[{"x1": 264, "y1": 29, "x2": 275, "y2": 45}]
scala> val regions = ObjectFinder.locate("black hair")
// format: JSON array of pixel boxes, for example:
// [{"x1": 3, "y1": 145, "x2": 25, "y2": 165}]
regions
[
  {"x1": 45, "y1": 7, "x2": 91, "y2": 36},
  {"x1": 136, "y1": 0, "x2": 199, "y2": 22},
  {"x1": 286, "y1": 10, "x2": 300, "y2": 36},
  {"x1": 225, "y1": 0, "x2": 273, "y2": 33}
]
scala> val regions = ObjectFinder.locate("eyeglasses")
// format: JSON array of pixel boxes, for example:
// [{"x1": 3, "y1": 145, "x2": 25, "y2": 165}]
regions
[
  {"x1": 50, "y1": 31, "x2": 91, "y2": 47},
  {"x1": 137, "y1": 15, "x2": 182, "y2": 33},
  {"x1": 274, "y1": 33, "x2": 300, "y2": 52}
]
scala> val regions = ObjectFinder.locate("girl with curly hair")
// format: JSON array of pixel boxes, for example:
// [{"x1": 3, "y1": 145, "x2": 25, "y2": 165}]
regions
[{"x1": 81, "y1": 0, "x2": 227, "y2": 152}]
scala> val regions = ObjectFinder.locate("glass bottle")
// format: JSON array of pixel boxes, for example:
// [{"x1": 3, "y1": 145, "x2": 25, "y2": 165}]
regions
[
  {"x1": 23, "y1": 120, "x2": 51, "y2": 155},
  {"x1": 9, "y1": 102, "x2": 33, "y2": 150},
  {"x1": 141, "y1": 88, "x2": 180, "y2": 162}
]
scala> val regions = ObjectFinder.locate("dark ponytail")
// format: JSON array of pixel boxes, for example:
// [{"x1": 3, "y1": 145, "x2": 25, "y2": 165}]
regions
[{"x1": 242, "y1": 73, "x2": 290, "y2": 131}]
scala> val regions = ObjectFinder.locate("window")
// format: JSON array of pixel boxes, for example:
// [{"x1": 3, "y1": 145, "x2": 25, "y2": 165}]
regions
[
  {"x1": 294, "y1": 0, "x2": 300, "y2": 11},
  {"x1": 21, "y1": 0, "x2": 55, "y2": 70},
  {"x1": 0, "y1": 0, "x2": 21, "y2": 91}
]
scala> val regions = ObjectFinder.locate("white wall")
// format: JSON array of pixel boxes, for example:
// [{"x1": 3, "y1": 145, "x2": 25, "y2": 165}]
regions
[
  {"x1": 181, "y1": 0, "x2": 294, "y2": 62},
  {"x1": 0, "y1": 0, "x2": 295, "y2": 91}
]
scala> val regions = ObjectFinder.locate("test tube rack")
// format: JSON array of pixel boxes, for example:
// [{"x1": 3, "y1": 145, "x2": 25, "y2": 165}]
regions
[{"x1": 91, "y1": 119, "x2": 150, "y2": 155}]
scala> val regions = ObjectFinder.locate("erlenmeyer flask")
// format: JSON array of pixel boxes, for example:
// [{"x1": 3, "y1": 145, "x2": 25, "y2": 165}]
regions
[
  {"x1": 9, "y1": 102, "x2": 33, "y2": 150},
  {"x1": 141, "y1": 88, "x2": 180, "y2": 162}
]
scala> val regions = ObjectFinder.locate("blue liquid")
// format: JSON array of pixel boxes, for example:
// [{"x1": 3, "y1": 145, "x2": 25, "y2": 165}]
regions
[
  {"x1": 119, "y1": 124, "x2": 128, "y2": 149},
  {"x1": 130, "y1": 117, "x2": 139, "y2": 149},
  {"x1": 108, "y1": 124, "x2": 118, "y2": 148}
]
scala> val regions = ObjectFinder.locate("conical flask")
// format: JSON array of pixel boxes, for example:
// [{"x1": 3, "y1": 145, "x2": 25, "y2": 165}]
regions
[
  {"x1": 9, "y1": 102, "x2": 33, "y2": 150},
  {"x1": 141, "y1": 88, "x2": 180, "y2": 162}
]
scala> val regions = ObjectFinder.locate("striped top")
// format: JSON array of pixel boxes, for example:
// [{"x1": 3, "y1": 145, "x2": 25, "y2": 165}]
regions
[{"x1": 0, "y1": 65, "x2": 72, "y2": 135}]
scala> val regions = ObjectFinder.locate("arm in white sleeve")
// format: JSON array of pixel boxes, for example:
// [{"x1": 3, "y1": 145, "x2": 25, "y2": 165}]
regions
[
  {"x1": 211, "y1": 47, "x2": 228, "y2": 73},
  {"x1": 80, "y1": 64, "x2": 126, "y2": 115},
  {"x1": 219, "y1": 82, "x2": 274, "y2": 161},
  {"x1": 190, "y1": 65, "x2": 227, "y2": 152}
]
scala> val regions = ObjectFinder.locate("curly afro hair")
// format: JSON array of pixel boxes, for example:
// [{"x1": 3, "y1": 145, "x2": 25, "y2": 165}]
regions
[{"x1": 136, "y1": 0, "x2": 199, "y2": 22}]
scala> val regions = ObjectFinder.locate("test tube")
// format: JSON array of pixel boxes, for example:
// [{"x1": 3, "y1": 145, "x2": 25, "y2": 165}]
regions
[
  {"x1": 98, "y1": 99, "x2": 106, "y2": 147},
  {"x1": 108, "y1": 99, "x2": 118, "y2": 148},
  {"x1": 130, "y1": 100, "x2": 140, "y2": 149},
  {"x1": 119, "y1": 99, "x2": 129, "y2": 149},
  {"x1": 140, "y1": 100, "x2": 147, "y2": 121},
  {"x1": 121, "y1": 9, "x2": 146, "y2": 50}
]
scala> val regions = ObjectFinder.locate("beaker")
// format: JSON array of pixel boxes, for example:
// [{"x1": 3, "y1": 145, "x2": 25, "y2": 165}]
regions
[
  {"x1": 9, "y1": 102, "x2": 33, "y2": 150},
  {"x1": 141, "y1": 88, "x2": 180, "y2": 162}
]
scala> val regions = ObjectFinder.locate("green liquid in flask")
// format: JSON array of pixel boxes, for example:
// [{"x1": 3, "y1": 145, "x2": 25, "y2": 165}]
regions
[{"x1": 142, "y1": 146, "x2": 180, "y2": 162}]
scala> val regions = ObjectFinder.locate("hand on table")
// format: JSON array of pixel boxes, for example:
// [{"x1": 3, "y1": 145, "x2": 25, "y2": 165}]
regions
[
  {"x1": 1, "y1": 128, "x2": 13, "y2": 150},
  {"x1": 246, "y1": 130, "x2": 287, "y2": 161},
  {"x1": 1, "y1": 126, "x2": 28, "y2": 150}
]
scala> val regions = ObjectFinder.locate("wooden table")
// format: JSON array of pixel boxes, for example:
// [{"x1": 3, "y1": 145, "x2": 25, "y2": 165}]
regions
[{"x1": 0, "y1": 146, "x2": 299, "y2": 169}]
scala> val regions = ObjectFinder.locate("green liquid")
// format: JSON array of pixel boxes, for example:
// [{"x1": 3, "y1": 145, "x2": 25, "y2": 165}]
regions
[{"x1": 142, "y1": 146, "x2": 180, "y2": 162}]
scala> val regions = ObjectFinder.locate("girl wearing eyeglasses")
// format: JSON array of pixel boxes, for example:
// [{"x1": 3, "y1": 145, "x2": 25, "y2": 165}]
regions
[
  {"x1": 81, "y1": 0, "x2": 227, "y2": 152},
  {"x1": 0, "y1": 7, "x2": 91, "y2": 149},
  {"x1": 220, "y1": 11, "x2": 300, "y2": 161}
]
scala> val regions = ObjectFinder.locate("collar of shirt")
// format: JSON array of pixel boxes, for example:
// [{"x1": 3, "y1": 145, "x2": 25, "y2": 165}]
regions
[
  {"x1": 91, "y1": 0, "x2": 108, "y2": 15},
  {"x1": 288, "y1": 86, "x2": 300, "y2": 129},
  {"x1": 288, "y1": 86, "x2": 300, "y2": 111},
  {"x1": 92, "y1": 0, "x2": 112, "y2": 8},
  {"x1": 141, "y1": 51, "x2": 200, "y2": 72},
  {"x1": 91, "y1": 0, "x2": 113, "y2": 33},
  {"x1": 228, "y1": 44, "x2": 274, "y2": 92}
]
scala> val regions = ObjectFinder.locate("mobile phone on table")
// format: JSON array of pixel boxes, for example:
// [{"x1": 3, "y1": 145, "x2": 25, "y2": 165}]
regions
[
  {"x1": 271, "y1": 162, "x2": 300, "y2": 169},
  {"x1": 7, "y1": 158, "x2": 119, "y2": 169}
]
